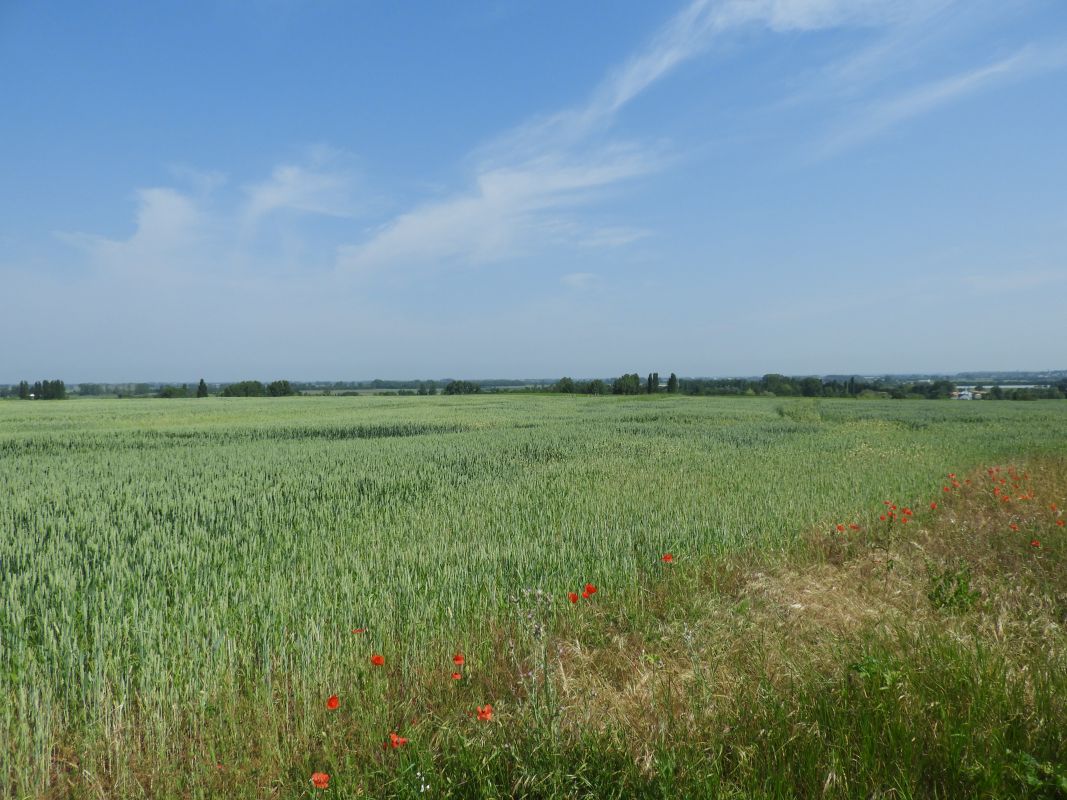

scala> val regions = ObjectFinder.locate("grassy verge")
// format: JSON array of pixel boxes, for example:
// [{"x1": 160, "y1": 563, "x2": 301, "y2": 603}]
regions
[{"x1": 29, "y1": 458, "x2": 1066, "y2": 798}]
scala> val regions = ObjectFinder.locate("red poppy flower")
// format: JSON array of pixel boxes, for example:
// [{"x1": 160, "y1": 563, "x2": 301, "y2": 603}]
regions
[
  {"x1": 1051, "y1": 504, "x2": 1058, "y2": 511},
  {"x1": 1009, "y1": 524, "x2": 1019, "y2": 531},
  {"x1": 836, "y1": 524, "x2": 845, "y2": 532},
  {"x1": 849, "y1": 524, "x2": 860, "y2": 531},
  {"x1": 661, "y1": 553, "x2": 674, "y2": 563},
  {"x1": 1057, "y1": 520, "x2": 1064, "y2": 527},
  {"x1": 451, "y1": 672, "x2": 462, "y2": 680},
  {"x1": 477, "y1": 704, "x2": 493, "y2": 721},
  {"x1": 581, "y1": 590, "x2": 591, "y2": 599},
  {"x1": 387, "y1": 732, "x2": 408, "y2": 748},
  {"x1": 370, "y1": 654, "x2": 385, "y2": 667},
  {"x1": 948, "y1": 473, "x2": 956, "y2": 479},
  {"x1": 568, "y1": 592, "x2": 579, "y2": 604},
  {"x1": 902, "y1": 508, "x2": 912, "y2": 516},
  {"x1": 453, "y1": 653, "x2": 465, "y2": 667},
  {"x1": 1030, "y1": 539, "x2": 1041, "y2": 548},
  {"x1": 351, "y1": 627, "x2": 366, "y2": 634},
  {"x1": 901, "y1": 517, "x2": 909, "y2": 524},
  {"x1": 930, "y1": 502, "x2": 937, "y2": 510},
  {"x1": 889, "y1": 504, "x2": 897, "y2": 511},
  {"x1": 311, "y1": 772, "x2": 330, "y2": 790},
  {"x1": 326, "y1": 694, "x2": 339, "y2": 710},
  {"x1": 943, "y1": 487, "x2": 950, "y2": 492},
  {"x1": 584, "y1": 583, "x2": 598, "y2": 595},
  {"x1": 879, "y1": 515, "x2": 886, "y2": 521}
]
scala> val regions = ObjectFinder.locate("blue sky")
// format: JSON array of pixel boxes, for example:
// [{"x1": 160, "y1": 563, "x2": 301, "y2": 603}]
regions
[{"x1": 2, "y1": 0, "x2": 1066, "y2": 382}]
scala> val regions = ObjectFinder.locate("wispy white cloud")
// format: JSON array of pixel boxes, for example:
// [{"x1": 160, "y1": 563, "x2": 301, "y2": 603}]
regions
[
  {"x1": 168, "y1": 164, "x2": 228, "y2": 195},
  {"x1": 243, "y1": 163, "x2": 356, "y2": 227},
  {"x1": 58, "y1": 152, "x2": 363, "y2": 280},
  {"x1": 58, "y1": 187, "x2": 203, "y2": 274},
  {"x1": 55, "y1": 0, "x2": 1062, "y2": 293},
  {"x1": 710, "y1": 0, "x2": 933, "y2": 33},
  {"x1": 815, "y1": 43, "x2": 1067, "y2": 157},
  {"x1": 340, "y1": 0, "x2": 915, "y2": 276},
  {"x1": 779, "y1": 0, "x2": 963, "y2": 105},
  {"x1": 338, "y1": 147, "x2": 658, "y2": 273}
]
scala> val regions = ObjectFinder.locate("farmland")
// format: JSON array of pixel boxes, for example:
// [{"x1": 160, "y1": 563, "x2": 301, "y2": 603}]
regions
[{"x1": 2, "y1": 395, "x2": 1066, "y2": 798}]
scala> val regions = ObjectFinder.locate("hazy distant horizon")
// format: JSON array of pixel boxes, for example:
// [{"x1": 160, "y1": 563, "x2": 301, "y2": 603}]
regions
[
  {"x1": 3, "y1": 1, "x2": 1066, "y2": 379},
  {"x1": 6, "y1": 367, "x2": 1066, "y2": 388}
]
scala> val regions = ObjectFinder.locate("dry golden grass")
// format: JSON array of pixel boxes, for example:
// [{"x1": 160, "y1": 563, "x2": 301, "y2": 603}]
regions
[{"x1": 547, "y1": 459, "x2": 1067, "y2": 775}]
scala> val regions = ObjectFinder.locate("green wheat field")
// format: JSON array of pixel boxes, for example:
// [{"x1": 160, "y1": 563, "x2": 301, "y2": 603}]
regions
[{"x1": 2, "y1": 396, "x2": 1066, "y2": 798}]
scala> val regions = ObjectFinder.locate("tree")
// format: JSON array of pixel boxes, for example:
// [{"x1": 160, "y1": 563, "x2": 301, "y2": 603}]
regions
[
  {"x1": 585, "y1": 379, "x2": 608, "y2": 395},
  {"x1": 221, "y1": 380, "x2": 266, "y2": 397},
  {"x1": 267, "y1": 380, "x2": 296, "y2": 397},
  {"x1": 667, "y1": 373, "x2": 678, "y2": 394},
  {"x1": 197, "y1": 379, "x2": 208, "y2": 398},
  {"x1": 443, "y1": 380, "x2": 480, "y2": 395},
  {"x1": 25, "y1": 379, "x2": 67, "y2": 400},
  {"x1": 613, "y1": 373, "x2": 642, "y2": 395},
  {"x1": 159, "y1": 385, "x2": 189, "y2": 398},
  {"x1": 555, "y1": 377, "x2": 576, "y2": 394}
]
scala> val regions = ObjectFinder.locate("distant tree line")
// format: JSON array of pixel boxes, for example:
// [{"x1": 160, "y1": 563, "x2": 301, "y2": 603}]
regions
[
  {"x1": 443, "y1": 380, "x2": 480, "y2": 395},
  {"x1": 677, "y1": 374, "x2": 953, "y2": 399},
  {"x1": 295, "y1": 378, "x2": 525, "y2": 393},
  {"x1": 219, "y1": 380, "x2": 297, "y2": 397},
  {"x1": 549, "y1": 373, "x2": 680, "y2": 395},
  {"x1": 7, "y1": 380, "x2": 67, "y2": 400},
  {"x1": 4, "y1": 374, "x2": 1066, "y2": 401},
  {"x1": 985, "y1": 385, "x2": 1066, "y2": 400},
  {"x1": 80, "y1": 382, "x2": 155, "y2": 397},
  {"x1": 541, "y1": 373, "x2": 1067, "y2": 400},
  {"x1": 156, "y1": 380, "x2": 211, "y2": 398},
  {"x1": 552, "y1": 376, "x2": 609, "y2": 395},
  {"x1": 332, "y1": 383, "x2": 441, "y2": 396}
]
